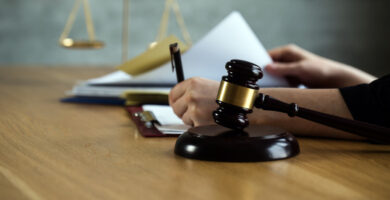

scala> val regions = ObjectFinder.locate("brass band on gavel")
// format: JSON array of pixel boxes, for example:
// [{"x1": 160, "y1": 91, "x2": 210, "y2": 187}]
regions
[{"x1": 216, "y1": 80, "x2": 258, "y2": 109}]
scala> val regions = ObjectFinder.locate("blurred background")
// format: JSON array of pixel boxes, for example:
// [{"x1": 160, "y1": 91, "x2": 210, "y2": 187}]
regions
[{"x1": 0, "y1": 0, "x2": 389, "y2": 76}]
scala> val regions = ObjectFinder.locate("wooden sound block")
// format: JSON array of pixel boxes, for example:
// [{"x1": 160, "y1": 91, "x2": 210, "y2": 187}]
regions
[{"x1": 174, "y1": 125, "x2": 300, "y2": 162}]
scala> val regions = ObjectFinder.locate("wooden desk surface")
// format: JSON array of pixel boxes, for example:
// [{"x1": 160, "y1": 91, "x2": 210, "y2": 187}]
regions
[{"x1": 0, "y1": 67, "x2": 389, "y2": 200}]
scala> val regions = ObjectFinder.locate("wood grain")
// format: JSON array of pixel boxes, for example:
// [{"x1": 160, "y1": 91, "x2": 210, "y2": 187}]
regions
[{"x1": 0, "y1": 67, "x2": 389, "y2": 200}]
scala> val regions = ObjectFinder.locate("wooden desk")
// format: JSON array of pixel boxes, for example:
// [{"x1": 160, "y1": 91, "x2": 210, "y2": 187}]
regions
[{"x1": 0, "y1": 67, "x2": 389, "y2": 200}]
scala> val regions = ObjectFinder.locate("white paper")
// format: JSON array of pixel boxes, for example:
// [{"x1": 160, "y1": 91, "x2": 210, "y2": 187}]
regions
[
  {"x1": 69, "y1": 85, "x2": 171, "y2": 97},
  {"x1": 85, "y1": 70, "x2": 133, "y2": 85},
  {"x1": 83, "y1": 11, "x2": 288, "y2": 87},
  {"x1": 142, "y1": 105, "x2": 190, "y2": 134}
]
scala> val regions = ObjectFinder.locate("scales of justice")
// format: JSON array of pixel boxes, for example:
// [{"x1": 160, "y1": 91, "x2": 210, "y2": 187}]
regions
[{"x1": 58, "y1": 0, "x2": 192, "y2": 65}]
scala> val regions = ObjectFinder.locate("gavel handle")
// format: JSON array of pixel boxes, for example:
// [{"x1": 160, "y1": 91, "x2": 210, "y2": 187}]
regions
[{"x1": 254, "y1": 93, "x2": 390, "y2": 143}]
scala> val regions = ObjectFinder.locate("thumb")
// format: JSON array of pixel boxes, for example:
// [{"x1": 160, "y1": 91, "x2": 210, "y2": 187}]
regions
[{"x1": 265, "y1": 62, "x2": 301, "y2": 77}]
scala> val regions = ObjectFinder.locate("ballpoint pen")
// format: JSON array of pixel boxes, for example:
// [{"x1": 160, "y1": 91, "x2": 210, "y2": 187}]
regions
[{"x1": 169, "y1": 43, "x2": 185, "y2": 83}]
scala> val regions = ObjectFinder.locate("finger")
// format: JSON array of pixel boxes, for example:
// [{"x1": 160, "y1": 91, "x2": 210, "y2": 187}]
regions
[
  {"x1": 192, "y1": 110, "x2": 214, "y2": 127},
  {"x1": 265, "y1": 62, "x2": 302, "y2": 77},
  {"x1": 268, "y1": 46, "x2": 288, "y2": 61},
  {"x1": 170, "y1": 93, "x2": 189, "y2": 118},
  {"x1": 268, "y1": 44, "x2": 303, "y2": 62},
  {"x1": 181, "y1": 106, "x2": 194, "y2": 126},
  {"x1": 169, "y1": 79, "x2": 190, "y2": 104}
]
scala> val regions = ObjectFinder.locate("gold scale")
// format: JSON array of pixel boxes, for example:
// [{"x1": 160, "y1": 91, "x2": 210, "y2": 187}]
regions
[{"x1": 59, "y1": 0, "x2": 192, "y2": 63}]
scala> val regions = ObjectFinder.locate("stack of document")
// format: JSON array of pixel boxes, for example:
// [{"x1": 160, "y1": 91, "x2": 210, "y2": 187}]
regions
[{"x1": 63, "y1": 11, "x2": 288, "y2": 105}]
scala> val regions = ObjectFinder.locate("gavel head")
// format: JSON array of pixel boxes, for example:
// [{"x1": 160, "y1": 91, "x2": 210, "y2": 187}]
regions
[{"x1": 213, "y1": 59, "x2": 263, "y2": 130}]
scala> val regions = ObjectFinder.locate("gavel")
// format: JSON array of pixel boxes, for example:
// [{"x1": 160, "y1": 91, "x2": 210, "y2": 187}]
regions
[
  {"x1": 174, "y1": 59, "x2": 389, "y2": 162},
  {"x1": 213, "y1": 59, "x2": 390, "y2": 143}
]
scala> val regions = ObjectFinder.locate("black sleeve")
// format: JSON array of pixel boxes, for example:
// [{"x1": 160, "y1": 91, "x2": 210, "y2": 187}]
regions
[{"x1": 339, "y1": 74, "x2": 390, "y2": 128}]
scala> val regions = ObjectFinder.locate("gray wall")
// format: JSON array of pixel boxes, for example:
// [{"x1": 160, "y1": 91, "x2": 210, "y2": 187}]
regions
[{"x1": 0, "y1": 0, "x2": 389, "y2": 76}]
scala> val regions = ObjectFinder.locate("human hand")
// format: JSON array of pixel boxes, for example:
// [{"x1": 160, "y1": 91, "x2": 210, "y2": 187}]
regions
[
  {"x1": 265, "y1": 44, "x2": 376, "y2": 88},
  {"x1": 169, "y1": 77, "x2": 219, "y2": 126}
]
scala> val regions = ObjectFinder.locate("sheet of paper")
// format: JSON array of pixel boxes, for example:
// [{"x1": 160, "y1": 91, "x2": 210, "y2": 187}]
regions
[
  {"x1": 142, "y1": 105, "x2": 183, "y2": 124},
  {"x1": 84, "y1": 11, "x2": 288, "y2": 87},
  {"x1": 85, "y1": 70, "x2": 133, "y2": 85},
  {"x1": 69, "y1": 84, "x2": 171, "y2": 97},
  {"x1": 142, "y1": 105, "x2": 190, "y2": 135}
]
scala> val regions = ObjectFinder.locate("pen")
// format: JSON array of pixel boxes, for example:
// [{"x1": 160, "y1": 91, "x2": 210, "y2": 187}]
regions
[{"x1": 169, "y1": 43, "x2": 185, "y2": 83}]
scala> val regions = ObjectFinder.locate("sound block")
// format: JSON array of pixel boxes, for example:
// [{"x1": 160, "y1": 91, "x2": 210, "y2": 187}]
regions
[{"x1": 174, "y1": 125, "x2": 299, "y2": 162}]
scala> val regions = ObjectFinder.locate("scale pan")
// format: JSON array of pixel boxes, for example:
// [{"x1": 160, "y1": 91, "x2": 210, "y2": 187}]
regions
[{"x1": 60, "y1": 38, "x2": 104, "y2": 49}]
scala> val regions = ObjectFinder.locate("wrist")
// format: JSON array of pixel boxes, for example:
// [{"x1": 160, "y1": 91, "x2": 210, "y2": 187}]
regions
[
  {"x1": 335, "y1": 64, "x2": 376, "y2": 87},
  {"x1": 321, "y1": 58, "x2": 375, "y2": 87}
]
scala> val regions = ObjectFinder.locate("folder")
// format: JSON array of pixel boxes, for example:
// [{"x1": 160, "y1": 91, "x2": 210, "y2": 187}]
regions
[
  {"x1": 118, "y1": 35, "x2": 189, "y2": 75},
  {"x1": 61, "y1": 96, "x2": 125, "y2": 105},
  {"x1": 61, "y1": 89, "x2": 169, "y2": 106},
  {"x1": 123, "y1": 90, "x2": 169, "y2": 106}
]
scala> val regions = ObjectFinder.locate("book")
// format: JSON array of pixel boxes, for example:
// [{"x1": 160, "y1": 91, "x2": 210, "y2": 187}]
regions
[{"x1": 64, "y1": 11, "x2": 288, "y2": 103}]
